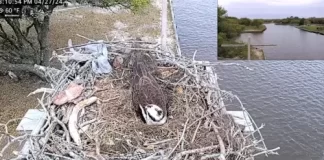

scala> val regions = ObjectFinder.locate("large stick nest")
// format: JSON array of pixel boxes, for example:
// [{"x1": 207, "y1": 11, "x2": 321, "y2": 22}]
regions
[{"x1": 0, "y1": 38, "x2": 279, "y2": 160}]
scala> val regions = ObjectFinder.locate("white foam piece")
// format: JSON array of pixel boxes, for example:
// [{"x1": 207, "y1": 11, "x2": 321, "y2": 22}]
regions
[
  {"x1": 16, "y1": 109, "x2": 47, "y2": 134},
  {"x1": 16, "y1": 109, "x2": 47, "y2": 158},
  {"x1": 227, "y1": 111, "x2": 255, "y2": 133}
]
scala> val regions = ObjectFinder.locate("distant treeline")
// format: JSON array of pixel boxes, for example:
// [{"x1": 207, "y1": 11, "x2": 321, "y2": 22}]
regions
[
  {"x1": 225, "y1": 17, "x2": 264, "y2": 27},
  {"x1": 218, "y1": 7, "x2": 264, "y2": 44},
  {"x1": 264, "y1": 16, "x2": 324, "y2": 25},
  {"x1": 218, "y1": 6, "x2": 264, "y2": 59}
]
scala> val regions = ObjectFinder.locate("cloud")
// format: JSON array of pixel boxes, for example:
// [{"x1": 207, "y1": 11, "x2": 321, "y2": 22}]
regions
[{"x1": 219, "y1": 0, "x2": 322, "y2": 7}]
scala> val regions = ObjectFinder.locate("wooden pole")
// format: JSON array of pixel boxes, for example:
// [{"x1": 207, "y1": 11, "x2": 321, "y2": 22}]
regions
[
  {"x1": 247, "y1": 37, "x2": 251, "y2": 60},
  {"x1": 161, "y1": 0, "x2": 167, "y2": 53}
]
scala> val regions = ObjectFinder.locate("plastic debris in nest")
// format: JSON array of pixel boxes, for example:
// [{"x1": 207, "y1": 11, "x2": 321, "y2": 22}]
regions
[
  {"x1": 55, "y1": 39, "x2": 113, "y2": 75},
  {"x1": 53, "y1": 82, "x2": 84, "y2": 105}
]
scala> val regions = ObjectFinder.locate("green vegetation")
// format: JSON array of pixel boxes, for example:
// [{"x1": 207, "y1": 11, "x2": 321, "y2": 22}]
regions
[
  {"x1": 263, "y1": 16, "x2": 324, "y2": 34},
  {"x1": 131, "y1": 0, "x2": 150, "y2": 11},
  {"x1": 239, "y1": 18, "x2": 266, "y2": 32},
  {"x1": 299, "y1": 18, "x2": 311, "y2": 26},
  {"x1": 298, "y1": 25, "x2": 324, "y2": 34},
  {"x1": 218, "y1": 42, "x2": 248, "y2": 59},
  {"x1": 239, "y1": 18, "x2": 263, "y2": 27},
  {"x1": 100, "y1": 0, "x2": 150, "y2": 12},
  {"x1": 264, "y1": 16, "x2": 324, "y2": 25},
  {"x1": 218, "y1": 7, "x2": 245, "y2": 59},
  {"x1": 242, "y1": 25, "x2": 266, "y2": 33},
  {"x1": 217, "y1": 6, "x2": 265, "y2": 59}
]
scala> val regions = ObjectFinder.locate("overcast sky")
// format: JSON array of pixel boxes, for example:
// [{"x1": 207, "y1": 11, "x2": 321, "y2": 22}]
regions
[{"x1": 218, "y1": 0, "x2": 324, "y2": 19}]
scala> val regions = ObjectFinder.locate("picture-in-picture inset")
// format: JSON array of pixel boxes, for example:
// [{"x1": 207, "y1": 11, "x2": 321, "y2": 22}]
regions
[{"x1": 218, "y1": 0, "x2": 324, "y2": 60}]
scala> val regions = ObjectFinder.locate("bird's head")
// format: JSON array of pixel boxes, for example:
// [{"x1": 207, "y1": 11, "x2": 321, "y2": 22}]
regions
[{"x1": 139, "y1": 104, "x2": 167, "y2": 125}]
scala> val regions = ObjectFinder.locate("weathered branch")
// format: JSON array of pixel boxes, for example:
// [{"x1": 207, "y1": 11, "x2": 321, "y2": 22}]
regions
[
  {"x1": 0, "y1": 60, "x2": 46, "y2": 80},
  {"x1": 4, "y1": 18, "x2": 38, "y2": 57},
  {"x1": 33, "y1": 17, "x2": 41, "y2": 34},
  {"x1": 4, "y1": 18, "x2": 24, "y2": 49},
  {"x1": 0, "y1": 23, "x2": 19, "y2": 50}
]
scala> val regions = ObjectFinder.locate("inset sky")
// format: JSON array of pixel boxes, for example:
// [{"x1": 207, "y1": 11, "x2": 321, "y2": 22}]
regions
[{"x1": 218, "y1": 0, "x2": 324, "y2": 18}]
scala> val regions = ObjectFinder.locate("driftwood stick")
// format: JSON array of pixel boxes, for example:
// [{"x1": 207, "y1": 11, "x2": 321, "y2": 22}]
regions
[
  {"x1": 27, "y1": 88, "x2": 55, "y2": 97},
  {"x1": 68, "y1": 97, "x2": 98, "y2": 146}
]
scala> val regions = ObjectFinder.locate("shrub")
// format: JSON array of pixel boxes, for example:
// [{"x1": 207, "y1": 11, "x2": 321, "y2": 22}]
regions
[{"x1": 131, "y1": 0, "x2": 150, "y2": 11}]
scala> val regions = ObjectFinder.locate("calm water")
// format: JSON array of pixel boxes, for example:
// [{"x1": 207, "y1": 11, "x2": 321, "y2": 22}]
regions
[
  {"x1": 238, "y1": 23, "x2": 324, "y2": 60},
  {"x1": 172, "y1": 0, "x2": 217, "y2": 61},
  {"x1": 172, "y1": 1, "x2": 324, "y2": 160},
  {"x1": 214, "y1": 61, "x2": 324, "y2": 160}
]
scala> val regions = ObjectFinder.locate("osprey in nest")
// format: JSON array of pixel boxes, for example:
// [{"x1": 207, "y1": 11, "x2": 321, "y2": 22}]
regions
[{"x1": 131, "y1": 50, "x2": 168, "y2": 125}]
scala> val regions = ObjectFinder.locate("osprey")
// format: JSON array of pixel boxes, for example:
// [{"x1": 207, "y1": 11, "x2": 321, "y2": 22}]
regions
[{"x1": 131, "y1": 51, "x2": 168, "y2": 125}]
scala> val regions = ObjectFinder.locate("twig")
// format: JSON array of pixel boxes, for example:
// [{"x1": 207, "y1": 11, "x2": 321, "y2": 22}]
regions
[
  {"x1": 252, "y1": 147, "x2": 280, "y2": 157},
  {"x1": 27, "y1": 88, "x2": 55, "y2": 97},
  {"x1": 188, "y1": 108, "x2": 223, "y2": 128},
  {"x1": 0, "y1": 135, "x2": 29, "y2": 157},
  {"x1": 211, "y1": 122, "x2": 226, "y2": 160},
  {"x1": 80, "y1": 118, "x2": 97, "y2": 128},
  {"x1": 167, "y1": 119, "x2": 189, "y2": 159},
  {"x1": 99, "y1": 96, "x2": 120, "y2": 103},
  {"x1": 44, "y1": 152, "x2": 75, "y2": 160},
  {"x1": 95, "y1": 131, "x2": 105, "y2": 160},
  {"x1": 173, "y1": 145, "x2": 219, "y2": 160},
  {"x1": 190, "y1": 120, "x2": 201, "y2": 143},
  {"x1": 76, "y1": 34, "x2": 96, "y2": 42},
  {"x1": 144, "y1": 138, "x2": 176, "y2": 146}
]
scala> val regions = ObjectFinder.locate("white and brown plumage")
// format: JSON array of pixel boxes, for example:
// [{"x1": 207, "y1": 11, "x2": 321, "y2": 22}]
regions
[{"x1": 131, "y1": 51, "x2": 168, "y2": 125}]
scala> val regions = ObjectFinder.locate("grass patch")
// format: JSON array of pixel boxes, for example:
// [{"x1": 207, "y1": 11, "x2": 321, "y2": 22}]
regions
[
  {"x1": 219, "y1": 41, "x2": 248, "y2": 59},
  {"x1": 298, "y1": 24, "x2": 324, "y2": 34},
  {"x1": 242, "y1": 24, "x2": 266, "y2": 33},
  {"x1": 0, "y1": 4, "x2": 162, "y2": 52},
  {"x1": 49, "y1": 5, "x2": 161, "y2": 50},
  {"x1": 219, "y1": 40, "x2": 265, "y2": 60}
]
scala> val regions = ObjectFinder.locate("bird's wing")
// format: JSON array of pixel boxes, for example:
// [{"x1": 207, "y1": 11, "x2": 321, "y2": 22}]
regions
[{"x1": 131, "y1": 63, "x2": 166, "y2": 110}]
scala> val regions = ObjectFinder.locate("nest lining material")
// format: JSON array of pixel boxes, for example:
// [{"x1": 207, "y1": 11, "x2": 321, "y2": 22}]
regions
[{"x1": 0, "y1": 38, "x2": 279, "y2": 160}]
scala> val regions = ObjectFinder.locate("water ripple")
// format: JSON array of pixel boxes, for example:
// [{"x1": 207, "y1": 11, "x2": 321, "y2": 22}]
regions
[
  {"x1": 215, "y1": 61, "x2": 324, "y2": 160},
  {"x1": 173, "y1": 0, "x2": 217, "y2": 61}
]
